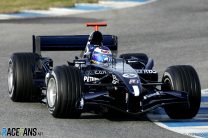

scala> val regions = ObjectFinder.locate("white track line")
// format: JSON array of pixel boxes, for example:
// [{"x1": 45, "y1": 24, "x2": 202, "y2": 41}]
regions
[{"x1": 148, "y1": 89, "x2": 208, "y2": 138}]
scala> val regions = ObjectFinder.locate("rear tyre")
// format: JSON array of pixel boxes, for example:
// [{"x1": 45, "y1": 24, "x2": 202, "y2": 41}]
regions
[
  {"x1": 162, "y1": 65, "x2": 201, "y2": 119},
  {"x1": 8, "y1": 53, "x2": 41, "y2": 102},
  {"x1": 46, "y1": 65, "x2": 83, "y2": 118}
]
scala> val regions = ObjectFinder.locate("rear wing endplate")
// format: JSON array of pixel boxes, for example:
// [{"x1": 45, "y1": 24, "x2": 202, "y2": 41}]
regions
[{"x1": 32, "y1": 35, "x2": 118, "y2": 55}]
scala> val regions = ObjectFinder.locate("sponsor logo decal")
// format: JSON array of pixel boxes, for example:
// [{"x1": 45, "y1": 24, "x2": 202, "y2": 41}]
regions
[
  {"x1": 85, "y1": 70, "x2": 107, "y2": 75},
  {"x1": 112, "y1": 75, "x2": 119, "y2": 84},
  {"x1": 144, "y1": 92, "x2": 160, "y2": 99},
  {"x1": 136, "y1": 69, "x2": 157, "y2": 74},
  {"x1": 74, "y1": 60, "x2": 86, "y2": 64},
  {"x1": 84, "y1": 76, "x2": 99, "y2": 82},
  {"x1": 126, "y1": 60, "x2": 138, "y2": 63},
  {"x1": 129, "y1": 79, "x2": 140, "y2": 84},
  {"x1": 122, "y1": 73, "x2": 137, "y2": 78}
]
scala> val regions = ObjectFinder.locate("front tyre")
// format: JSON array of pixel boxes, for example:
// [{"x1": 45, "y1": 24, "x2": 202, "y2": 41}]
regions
[
  {"x1": 46, "y1": 65, "x2": 83, "y2": 118},
  {"x1": 162, "y1": 65, "x2": 201, "y2": 119}
]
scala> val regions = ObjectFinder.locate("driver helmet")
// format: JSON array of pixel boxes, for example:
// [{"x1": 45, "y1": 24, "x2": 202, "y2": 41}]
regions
[{"x1": 91, "y1": 46, "x2": 112, "y2": 64}]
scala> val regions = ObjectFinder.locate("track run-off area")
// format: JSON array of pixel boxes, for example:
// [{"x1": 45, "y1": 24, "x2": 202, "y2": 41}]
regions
[{"x1": 148, "y1": 89, "x2": 208, "y2": 138}]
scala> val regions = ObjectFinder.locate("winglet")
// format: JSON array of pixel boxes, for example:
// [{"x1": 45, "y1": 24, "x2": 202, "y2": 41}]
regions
[{"x1": 86, "y1": 22, "x2": 107, "y2": 31}]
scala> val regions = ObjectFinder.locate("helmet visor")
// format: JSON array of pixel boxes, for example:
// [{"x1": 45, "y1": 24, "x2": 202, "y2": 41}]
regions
[{"x1": 92, "y1": 52, "x2": 112, "y2": 63}]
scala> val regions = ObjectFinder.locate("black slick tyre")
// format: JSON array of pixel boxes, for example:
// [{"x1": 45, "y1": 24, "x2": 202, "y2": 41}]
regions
[
  {"x1": 162, "y1": 65, "x2": 201, "y2": 119},
  {"x1": 46, "y1": 65, "x2": 83, "y2": 118},
  {"x1": 8, "y1": 53, "x2": 41, "y2": 102}
]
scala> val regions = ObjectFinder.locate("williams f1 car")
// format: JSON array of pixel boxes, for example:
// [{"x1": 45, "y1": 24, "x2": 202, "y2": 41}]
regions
[{"x1": 8, "y1": 23, "x2": 201, "y2": 119}]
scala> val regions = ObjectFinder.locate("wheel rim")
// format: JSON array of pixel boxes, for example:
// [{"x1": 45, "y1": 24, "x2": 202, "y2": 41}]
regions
[
  {"x1": 163, "y1": 76, "x2": 173, "y2": 91},
  {"x1": 47, "y1": 77, "x2": 57, "y2": 107},
  {"x1": 8, "y1": 60, "x2": 14, "y2": 97}
]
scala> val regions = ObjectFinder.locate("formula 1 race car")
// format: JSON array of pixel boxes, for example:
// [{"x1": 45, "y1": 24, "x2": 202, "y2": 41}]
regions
[{"x1": 8, "y1": 23, "x2": 201, "y2": 119}]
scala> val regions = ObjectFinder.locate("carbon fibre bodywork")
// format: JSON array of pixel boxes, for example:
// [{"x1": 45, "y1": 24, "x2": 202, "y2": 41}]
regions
[{"x1": 31, "y1": 34, "x2": 188, "y2": 114}]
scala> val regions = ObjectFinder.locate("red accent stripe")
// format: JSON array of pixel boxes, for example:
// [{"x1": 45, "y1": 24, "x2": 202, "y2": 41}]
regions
[{"x1": 86, "y1": 22, "x2": 107, "y2": 31}]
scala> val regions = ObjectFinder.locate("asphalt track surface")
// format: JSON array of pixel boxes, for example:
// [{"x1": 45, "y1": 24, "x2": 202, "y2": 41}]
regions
[{"x1": 0, "y1": 0, "x2": 208, "y2": 137}]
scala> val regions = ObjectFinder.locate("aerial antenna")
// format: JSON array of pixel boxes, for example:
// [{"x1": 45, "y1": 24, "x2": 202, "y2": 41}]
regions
[{"x1": 86, "y1": 22, "x2": 107, "y2": 31}]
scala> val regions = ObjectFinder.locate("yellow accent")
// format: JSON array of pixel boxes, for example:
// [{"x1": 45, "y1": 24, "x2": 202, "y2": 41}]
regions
[{"x1": 90, "y1": 60, "x2": 97, "y2": 64}]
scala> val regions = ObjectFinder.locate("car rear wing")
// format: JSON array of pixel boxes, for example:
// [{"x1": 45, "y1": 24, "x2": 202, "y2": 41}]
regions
[{"x1": 32, "y1": 35, "x2": 118, "y2": 55}]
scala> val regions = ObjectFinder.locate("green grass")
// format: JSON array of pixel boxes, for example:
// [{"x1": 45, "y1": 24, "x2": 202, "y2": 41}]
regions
[{"x1": 0, "y1": 0, "x2": 98, "y2": 13}]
